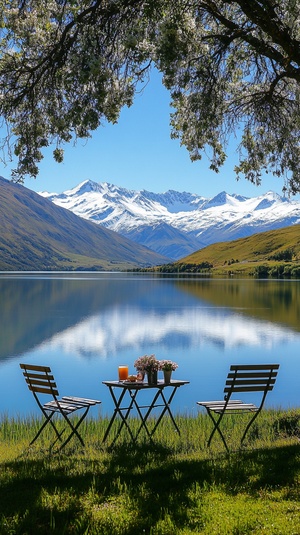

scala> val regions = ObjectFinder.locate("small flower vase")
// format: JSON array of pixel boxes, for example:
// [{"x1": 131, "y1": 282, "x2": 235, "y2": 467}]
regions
[
  {"x1": 147, "y1": 369, "x2": 158, "y2": 385},
  {"x1": 163, "y1": 370, "x2": 172, "y2": 384}
]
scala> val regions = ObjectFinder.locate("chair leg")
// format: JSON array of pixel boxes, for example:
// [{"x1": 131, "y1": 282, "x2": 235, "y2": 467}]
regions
[
  {"x1": 206, "y1": 410, "x2": 229, "y2": 452},
  {"x1": 240, "y1": 410, "x2": 260, "y2": 445},
  {"x1": 208, "y1": 409, "x2": 261, "y2": 450},
  {"x1": 30, "y1": 412, "x2": 63, "y2": 446},
  {"x1": 56, "y1": 406, "x2": 90, "y2": 451}
]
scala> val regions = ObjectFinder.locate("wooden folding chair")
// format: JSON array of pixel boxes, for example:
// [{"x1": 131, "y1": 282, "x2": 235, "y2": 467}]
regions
[
  {"x1": 197, "y1": 364, "x2": 279, "y2": 452},
  {"x1": 20, "y1": 363, "x2": 101, "y2": 452}
]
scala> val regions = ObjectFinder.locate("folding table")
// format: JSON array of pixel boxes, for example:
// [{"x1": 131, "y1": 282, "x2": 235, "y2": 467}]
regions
[{"x1": 102, "y1": 379, "x2": 189, "y2": 446}]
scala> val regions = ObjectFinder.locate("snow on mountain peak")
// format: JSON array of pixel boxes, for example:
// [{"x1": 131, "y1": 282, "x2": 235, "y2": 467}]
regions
[
  {"x1": 202, "y1": 191, "x2": 245, "y2": 209},
  {"x1": 70, "y1": 179, "x2": 99, "y2": 195},
  {"x1": 38, "y1": 179, "x2": 300, "y2": 260}
]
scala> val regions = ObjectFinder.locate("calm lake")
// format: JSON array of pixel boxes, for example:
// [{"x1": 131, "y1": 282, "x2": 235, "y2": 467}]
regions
[{"x1": 0, "y1": 272, "x2": 298, "y2": 419}]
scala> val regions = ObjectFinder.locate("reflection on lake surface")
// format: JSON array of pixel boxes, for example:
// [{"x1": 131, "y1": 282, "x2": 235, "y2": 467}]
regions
[
  {"x1": 45, "y1": 304, "x2": 296, "y2": 356},
  {"x1": 0, "y1": 273, "x2": 298, "y2": 417}
]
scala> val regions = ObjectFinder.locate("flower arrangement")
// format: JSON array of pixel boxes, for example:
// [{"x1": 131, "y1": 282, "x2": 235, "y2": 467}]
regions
[
  {"x1": 159, "y1": 359, "x2": 178, "y2": 372},
  {"x1": 134, "y1": 354, "x2": 160, "y2": 372}
]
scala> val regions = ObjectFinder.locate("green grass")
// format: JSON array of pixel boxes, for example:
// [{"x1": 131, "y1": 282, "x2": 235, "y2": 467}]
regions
[
  {"x1": 0, "y1": 410, "x2": 300, "y2": 534},
  {"x1": 171, "y1": 223, "x2": 300, "y2": 276}
]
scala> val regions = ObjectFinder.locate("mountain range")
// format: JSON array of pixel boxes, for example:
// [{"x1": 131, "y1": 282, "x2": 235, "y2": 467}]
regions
[
  {"x1": 0, "y1": 177, "x2": 169, "y2": 270},
  {"x1": 39, "y1": 180, "x2": 300, "y2": 260}
]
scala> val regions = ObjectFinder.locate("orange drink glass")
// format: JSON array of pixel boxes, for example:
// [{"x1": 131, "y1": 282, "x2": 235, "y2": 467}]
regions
[{"x1": 118, "y1": 365, "x2": 129, "y2": 381}]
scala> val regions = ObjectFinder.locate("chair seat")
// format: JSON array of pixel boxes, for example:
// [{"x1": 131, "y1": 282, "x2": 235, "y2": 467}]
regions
[
  {"x1": 197, "y1": 400, "x2": 258, "y2": 413},
  {"x1": 43, "y1": 400, "x2": 86, "y2": 414},
  {"x1": 62, "y1": 396, "x2": 100, "y2": 405},
  {"x1": 43, "y1": 397, "x2": 101, "y2": 414}
]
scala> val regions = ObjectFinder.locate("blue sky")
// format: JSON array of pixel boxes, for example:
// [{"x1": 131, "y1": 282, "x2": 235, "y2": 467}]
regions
[{"x1": 1, "y1": 69, "x2": 294, "y2": 198}]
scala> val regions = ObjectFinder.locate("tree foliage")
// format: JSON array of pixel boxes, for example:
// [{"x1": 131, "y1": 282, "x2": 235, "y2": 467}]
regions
[{"x1": 1, "y1": 0, "x2": 300, "y2": 192}]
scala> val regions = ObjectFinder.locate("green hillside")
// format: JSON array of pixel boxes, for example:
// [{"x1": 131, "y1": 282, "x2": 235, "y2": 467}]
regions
[
  {"x1": 173, "y1": 224, "x2": 300, "y2": 276},
  {"x1": 0, "y1": 177, "x2": 170, "y2": 271}
]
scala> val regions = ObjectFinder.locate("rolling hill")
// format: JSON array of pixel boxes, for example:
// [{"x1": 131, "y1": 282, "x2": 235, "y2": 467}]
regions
[
  {"x1": 0, "y1": 177, "x2": 170, "y2": 270},
  {"x1": 175, "y1": 224, "x2": 300, "y2": 275}
]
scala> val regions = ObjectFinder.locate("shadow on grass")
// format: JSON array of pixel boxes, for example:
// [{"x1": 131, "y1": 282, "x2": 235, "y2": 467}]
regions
[
  {"x1": 1, "y1": 439, "x2": 299, "y2": 534},
  {"x1": 103, "y1": 440, "x2": 300, "y2": 524}
]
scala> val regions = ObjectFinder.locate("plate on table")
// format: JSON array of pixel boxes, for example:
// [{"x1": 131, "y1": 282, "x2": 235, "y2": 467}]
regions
[{"x1": 122, "y1": 380, "x2": 143, "y2": 385}]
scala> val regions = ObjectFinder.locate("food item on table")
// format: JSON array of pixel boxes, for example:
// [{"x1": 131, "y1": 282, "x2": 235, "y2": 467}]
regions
[{"x1": 127, "y1": 375, "x2": 137, "y2": 382}]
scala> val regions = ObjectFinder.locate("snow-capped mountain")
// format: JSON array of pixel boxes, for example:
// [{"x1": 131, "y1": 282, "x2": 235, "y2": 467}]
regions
[{"x1": 39, "y1": 180, "x2": 300, "y2": 260}]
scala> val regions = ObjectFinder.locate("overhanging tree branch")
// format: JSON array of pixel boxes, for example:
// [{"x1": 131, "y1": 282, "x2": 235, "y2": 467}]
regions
[{"x1": 1, "y1": 0, "x2": 300, "y2": 192}]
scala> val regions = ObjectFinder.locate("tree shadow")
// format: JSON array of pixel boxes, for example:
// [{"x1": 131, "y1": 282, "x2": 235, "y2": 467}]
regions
[{"x1": 0, "y1": 440, "x2": 299, "y2": 534}]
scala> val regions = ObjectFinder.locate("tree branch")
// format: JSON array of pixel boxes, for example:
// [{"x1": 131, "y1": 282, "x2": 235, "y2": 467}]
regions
[{"x1": 199, "y1": 0, "x2": 300, "y2": 81}]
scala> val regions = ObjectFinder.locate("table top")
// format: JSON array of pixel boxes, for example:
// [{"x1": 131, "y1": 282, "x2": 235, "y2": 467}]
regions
[{"x1": 102, "y1": 379, "x2": 189, "y2": 390}]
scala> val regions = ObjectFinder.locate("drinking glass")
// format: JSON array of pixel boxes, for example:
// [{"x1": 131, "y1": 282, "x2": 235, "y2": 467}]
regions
[{"x1": 118, "y1": 365, "x2": 129, "y2": 381}]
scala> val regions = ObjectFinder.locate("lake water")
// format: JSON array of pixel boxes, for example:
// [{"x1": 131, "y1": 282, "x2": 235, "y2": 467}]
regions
[{"x1": 0, "y1": 272, "x2": 298, "y2": 419}]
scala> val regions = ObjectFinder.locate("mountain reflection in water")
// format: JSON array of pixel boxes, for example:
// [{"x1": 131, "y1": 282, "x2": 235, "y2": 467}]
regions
[
  {"x1": 0, "y1": 273, "x2": 299, "y2": 415},
  {"x1": 44, "y1": 305, "x2": 296, "y2": 358}
]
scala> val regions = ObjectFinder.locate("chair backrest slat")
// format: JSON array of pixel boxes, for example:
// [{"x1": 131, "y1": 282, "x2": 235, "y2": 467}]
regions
[
  {"x1": 230, "y1": 364, "x2": 279, "y2": 371},
  {"x1": 224, "y1": 385, "x2": 275, "y2": 393},
  {"x1": 226, "y1": 378, "x2": 277, "y2": 385},
  {"x1": 24, "y1": 376, "x2": 56, "y2": 387},
  {"x1": 20, "y1": 364, "x2": 59, "y2": 397},
  {"x1": 25, "y1": 378, "x2": 58, "y2": 395},
  {"x1": 28, "y1": 385, "x2": 59, "y2": 395},
  {"x1": 227, "y1": 371, "x2": 278, "y2": 379},
  {"x1": 224, "y1": 364, "x2": 279, "y2": 395},
  {"x1": 23, "y1": 372, "x2": 55, "y2": 381},
  {"x1": 20, "y1": 363, "x2": 51, "y2": 373}
]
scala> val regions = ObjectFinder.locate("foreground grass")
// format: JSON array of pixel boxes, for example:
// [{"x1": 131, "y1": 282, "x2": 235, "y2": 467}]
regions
[{"x1": 0, "y1": 409, "x2": 300, "y2": 534}]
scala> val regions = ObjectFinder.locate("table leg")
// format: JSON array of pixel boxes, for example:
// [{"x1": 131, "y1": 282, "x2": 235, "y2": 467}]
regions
[
  {"x1": 102, "y1": 383, "x2": 184, "y2": 445},
  {"x1": 134, "y1": 386, "x2": 180, "y2": 440},
  {"x1": 130, "y1": 388, "x2": 162, "y2": 441},
  {"x1": 150, "y1": 386, "x2": 180, "y2": 436},
  {"x1": 102, "y1": 386, "x2": 136, "y2": 444}
]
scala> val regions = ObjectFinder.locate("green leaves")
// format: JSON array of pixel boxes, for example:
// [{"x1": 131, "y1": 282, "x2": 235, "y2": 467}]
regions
[
  {"x1": 53, "y1": 148, "x2": 64, "y2": 163},
  {"x1": 156, "y1": 1, "x2": 300, "y2": 193},
  {"x1": 1, "y1": 0, "x2": 300, "y2": 192}
]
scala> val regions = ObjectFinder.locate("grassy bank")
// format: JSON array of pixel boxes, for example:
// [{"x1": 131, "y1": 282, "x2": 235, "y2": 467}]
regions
[{"x1": 0, "y1": 410, "x2": 300, "y2": 534}]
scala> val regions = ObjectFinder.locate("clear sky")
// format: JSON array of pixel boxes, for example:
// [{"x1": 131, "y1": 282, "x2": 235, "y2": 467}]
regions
[{"x1": 1, "y1": 69, "x2": 296, "y2": 199}]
